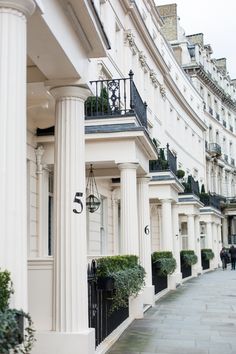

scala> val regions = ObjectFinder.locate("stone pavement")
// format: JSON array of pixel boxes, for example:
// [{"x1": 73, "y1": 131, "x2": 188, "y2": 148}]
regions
[{"x1": 107, "y1": 268, "x2": 236, "y2": 354}]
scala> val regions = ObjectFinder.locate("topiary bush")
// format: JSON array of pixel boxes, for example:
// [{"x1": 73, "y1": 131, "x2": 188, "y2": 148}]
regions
[
  {"x1": 0, "y1": 269, "x2": 13, "y2": 312},
  {"x1": 96, "y1": 255, "x2": 145, "y2": 312},
  {"x1": 201, "y1": 248, "x2": 214, "y2": 260},
  {"x1": 180, "y1": 250, "x2": 198, "y2": 266},
  {"x1": 152, "y1": 251, "x2": 177, "y2": 276},
  {"x1": 176, "y1": 169, "x2": 185, "y2": 179}
]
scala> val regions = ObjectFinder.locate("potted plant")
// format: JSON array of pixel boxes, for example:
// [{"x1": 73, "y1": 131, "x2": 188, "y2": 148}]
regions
[
  {"x1": 96, "y1": 255, "x2": 145, "y2": 312},
  {"x1": 85, "y1": 87, "x2": 109, "y2": 116},
  {"x1": 151, "y1": 251, "x2": 177, "y2": 276},
  {"x1": 201, "y1": 248, "x2": 214, "y2": 261},
  {"x1": 176, "y1": 169, "x2": 185, "y2": 180},
  {"x1": 180, "y1": 250, "x2": 198, "y2": 266},
  {"x1": 0, "y1": 269, "x2": 35, "y2": 354}
]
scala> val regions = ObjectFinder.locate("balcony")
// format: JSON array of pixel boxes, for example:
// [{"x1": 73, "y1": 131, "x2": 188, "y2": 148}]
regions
[
  {"x1": 224, "y1": 154, "x2": 229, "y2": 163},
  {"x1": 200, "y1": 192, "x2": 226, "y2": 210},
  {"x1": 208, "y1": 107, "x2": 213, "y2": 115},
  {"x1": 231, "y1": 158, "x2": 235, "y2": 166},
  {"x1": 215, "y1": 113, "x2": 220, "y2": 121},
  {"x1": 223, "y1": 120, "x2": 227, "y2": 128},
  {"x1": 230, "y1": 125, "x2": 233, "y2": 132},
  {"x1": 205, "y1": 142, "x2": 221, "y2": 157},
  {"x1": 85, "y1": 70, "x2": 147, "y2": 128},
  {"x1": 149, "y1": 144, "x2": 177, "y2": 175},
  {"x1": 182, "y1": 175, "x2": 199, "y2": 195}
]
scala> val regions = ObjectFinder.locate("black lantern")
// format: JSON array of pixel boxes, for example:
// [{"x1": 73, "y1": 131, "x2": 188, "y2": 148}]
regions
[{"x1": 86, "y1": 164, "x2": 101, "y2": 213}]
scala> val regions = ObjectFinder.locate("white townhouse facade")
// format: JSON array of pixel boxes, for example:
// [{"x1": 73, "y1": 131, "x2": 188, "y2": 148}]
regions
[{"x1": 0, "y1": 1, "x2": 229, "y2": 353}]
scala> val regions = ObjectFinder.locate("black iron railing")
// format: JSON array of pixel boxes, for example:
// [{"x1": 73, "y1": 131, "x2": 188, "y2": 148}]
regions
[
  {"x1": 209, "y1": 107, "x2": 213, "y2": 115},
  {"x1": 223, "y1": 120, "x2": 227, "y2": 128},
  {"x1": 230, "y1": 125, "x2": 233, "y2": 132},
  {"x1": 231, "y1": 158, "x2": 235, "y2": 166},
  {"x1": 182, "y1": 175, "x2": 199, "y2": 195},
  {"x1": 87, "y1": 261, "x2": 128, "y2": 347},
  {"x1": 216, "y1": 113, "x2": 220, "y2": 121},
  {"x1": 149, "y1": 143, "x2": 177, "y2": 174},
  {"x1": 224, "y1": 154, "x2": 229, "y2": 163},
  {"x1": 85, "y1": 70, "x2": 147, "y2": 128},
  {"x1": 200, "y1": 193, "x2": 226, "y2": 210}
]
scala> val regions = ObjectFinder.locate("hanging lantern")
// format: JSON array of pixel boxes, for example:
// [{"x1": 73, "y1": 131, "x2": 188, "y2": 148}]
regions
[{"x1": 86, "y1": 164, "x2": 101, "y2": 213}]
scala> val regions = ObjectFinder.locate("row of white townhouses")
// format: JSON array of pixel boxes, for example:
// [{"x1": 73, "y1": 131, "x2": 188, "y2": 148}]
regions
[{"x1": 1, "y1": 1, "x2": 236, "y2": 353}]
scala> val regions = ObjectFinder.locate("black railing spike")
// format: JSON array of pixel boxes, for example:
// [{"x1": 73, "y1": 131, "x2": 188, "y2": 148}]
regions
[
  {"x1": 166, "y1": 143, "x2": 169, "y2": 150},
  {"x1": 129, "y1": 70, "x2": 134, "y2": 79}
]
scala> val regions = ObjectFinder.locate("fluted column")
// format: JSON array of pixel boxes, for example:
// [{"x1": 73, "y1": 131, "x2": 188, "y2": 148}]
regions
[
  {"x1": 206, "y1": 222, "x2": 213, "y2": 250},
  {"x1": 161, "y1": 199, "x2": 173, "y2": 251},
  {"x1": 212, "y1": 222, "x2": 218, "y2": 268},
  {"x1": 216, "y1": 223, "x2": 222, "y2": 266},
  {"x1": 170, "y1": 204, "x2": 182, "y2": 287},
  {"x1": 35, "y1": 145, "x2": 50, "y2": 257},
  {"x1": 187, "y1": 214, "x2": 195, "y2": 250},
  {"x1": 222, "y1": 217, "x2": 228, "y2": 246},
  {"x1": 194, "y1": 215, "x2": 202, "y2": 274},
  {"x1": 0, "y1": 0, "x2": 35, "y2": 310},
  {"x1": 137, "y1": 177, "x2": 154, "y2": 304},
  {"x1": 50, "y1": 86, "x2": 91, "y2": 333},
  {"x1": 118, "y1": 163, "x2": 139, "y2": 255}
]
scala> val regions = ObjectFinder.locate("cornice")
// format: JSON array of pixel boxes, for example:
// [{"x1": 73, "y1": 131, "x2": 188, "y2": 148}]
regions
[{"x1": 183, "y1": 64, "x2": 236, "y2": 112}]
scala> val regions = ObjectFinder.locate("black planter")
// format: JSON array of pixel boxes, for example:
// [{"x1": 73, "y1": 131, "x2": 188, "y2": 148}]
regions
[
  {"x1": 180, "y1": 258, "x2": 192, "y2": 279},
  {"x1": 15, "y1": 312, "x2": 24, "y2": 344},
  {"x1": 152, "y1": 264, "x2": 168, "y2": 294},
  {"x1": 97, "y1": 276, "x2": 115, "y2": 291},
  {"x1": 201, "y1": 256, "x2": 210, "y2": 270}
]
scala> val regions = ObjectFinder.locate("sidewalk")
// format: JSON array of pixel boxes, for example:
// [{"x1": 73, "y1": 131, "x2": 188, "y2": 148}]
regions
[{"x1": 108, "y1": 268, "x2": 236, "y2": 354}]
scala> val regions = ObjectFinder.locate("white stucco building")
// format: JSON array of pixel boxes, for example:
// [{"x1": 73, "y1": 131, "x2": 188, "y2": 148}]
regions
[{"x1": 0, "y1": 1, "x2": 234, "y2": 353}]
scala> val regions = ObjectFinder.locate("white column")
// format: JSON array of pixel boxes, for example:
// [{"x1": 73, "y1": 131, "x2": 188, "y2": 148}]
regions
[
  {"x1": 216, "y1": 223, "x2": 222, "y2": 266},
  {"x1": 50, "y1": 86, "x2": 92, "y2": 335},
  {"x1": 169, "y1": 203, "x2": 182, "y2": 288},
  {"x1": 194, "y1": 215, "x2": 202, "y2": 274},
  {"x1": 35, "y1": 145, "x2": 50, "y2": 257},
  {"x1": 137, "y1": 177, "x2": 154, "y2": 304},
  {"x1": 222, "y1": 217, "x2": 228, "y2": 246},
  {"x1": 0, "y1": 0, "x2": 35, "y2": 310},
  {"x1": 118, "y1": 163, "x2": 139, "y2": 255},
  {"x1": 212, "y1": 222, "x2": 218, "y2": 268},
  {"x1": 187, "y1": 214, "x2": 195, "y2": 250},
  {"x1": 161, "y1": 199, "x2": 173, "y2": 251},
  {"x1": 206, "y1": 221, "x2": 213, "y2": 250}
]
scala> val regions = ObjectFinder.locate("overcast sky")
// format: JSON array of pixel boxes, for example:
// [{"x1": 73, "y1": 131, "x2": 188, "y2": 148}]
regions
[{"x1": 156, "y1": 0, "x2": 236, "y2": 79}]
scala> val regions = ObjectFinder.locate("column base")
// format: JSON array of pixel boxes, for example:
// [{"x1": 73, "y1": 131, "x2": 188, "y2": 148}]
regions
[
  {"x1": 129, "y1": 291, "x2": 144, "y2": 319},
  {"x1": 193, "y1": 265, "x2": 202, "y2": 276},
  {"x1": 32, "y1": 328, "x2": 95, "y2": 354},
  {"x1": 142, "y1": 285, "x2": 155, "y2": 306},
  {"x1": 168, "y1": 272, "x2": 182, "y2": 290}
]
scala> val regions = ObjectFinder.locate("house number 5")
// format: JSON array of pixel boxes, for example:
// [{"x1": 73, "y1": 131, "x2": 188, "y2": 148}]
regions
[{"x1": 73, "y1": 192, "x2": 83, "y2": 214}]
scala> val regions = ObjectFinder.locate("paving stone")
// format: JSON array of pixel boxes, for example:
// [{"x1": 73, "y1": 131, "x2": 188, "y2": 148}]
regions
[{"x1": 107, "y1": 269, "x2": 236, "y2": 354}]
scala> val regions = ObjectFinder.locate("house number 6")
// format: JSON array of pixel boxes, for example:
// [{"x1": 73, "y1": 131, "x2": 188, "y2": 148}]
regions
[
  {"x1": 144, "y1": 225, "x2": 150, "y2": 235},
  {"x1": 73, "y1": 192, "x2": 83, "y2": 214}
]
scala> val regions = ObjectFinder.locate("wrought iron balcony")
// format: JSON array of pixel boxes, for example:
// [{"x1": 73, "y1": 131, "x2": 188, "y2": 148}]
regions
[
  {"x1": 182, "y1": 175, "x2": 199, "y2": 195},
  {"x1": 231, "y1": 158, "x2": 235, "y2": 166},
  {"x1": 149, "y1": 143, "x2": 177, "y2": 175},
  {"x1": 224, "y1": 154, "x2": 229, "y2": 163},
  {"x1": 85, "y1": 70, "x2": 147, "y2": 128},
  {"x1": 206, "y1": 142, "x2": 221, "y2": 157},
  {"x1": 200, "y1": 192, "x2": 226, "y2": 210},
  {"x1": 223, "y1": 120, "x2": 227, "y2": 128},
  {"x1": 208, "y1": 107, "x2": 213, "y2": 115},
  {"x1": 215, "y1": 113, "x2": 220, "y2": 121},
  {"x1": 230, "y1": 125, "x2": 233, "y2": 132}
]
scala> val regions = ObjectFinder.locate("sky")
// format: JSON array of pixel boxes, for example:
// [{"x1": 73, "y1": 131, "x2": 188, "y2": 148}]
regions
[{"x1": 156, "y1": 0, "x2": 236, "y2": 79}]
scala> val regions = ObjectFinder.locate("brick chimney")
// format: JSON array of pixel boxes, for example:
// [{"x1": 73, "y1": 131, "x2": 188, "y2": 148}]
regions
[{"x1": 157, "y1": 4, "x2": 178, "y2": 41}]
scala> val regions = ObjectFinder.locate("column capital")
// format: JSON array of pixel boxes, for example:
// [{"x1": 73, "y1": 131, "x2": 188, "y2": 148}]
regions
[
  {"x1": 137, "y1": 176, "x2": 150, "y2": 184},
  {"x1": 50, "y1": 85, "x2": 91, "y2": 102},
  {"x1": 118, "y1": 162, "x2": 139, "y2": 171},
  {"x1": 0, "y1": 0, "x2": 35, "y2": 17},
  {"x1": 160, "y1": 198, "x2": 172, "y2": 204}
]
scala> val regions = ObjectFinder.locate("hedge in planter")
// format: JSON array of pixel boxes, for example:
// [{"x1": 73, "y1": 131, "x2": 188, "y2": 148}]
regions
[
  {"x1": 0, "y1": 269, "x2": 35, "y2": 354},
  {"x1": 151, "y1": 251, "x2": 177, "y2": 276},
  {"x1": 201, "y1": 249, "x2": 214, "y2": 260},
  {"x1": 96, "y1": 255, "x2": 145, "y2": 312},
  {"x1": 180, "y1": 250, "x2": 198, "y2": 266}
]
